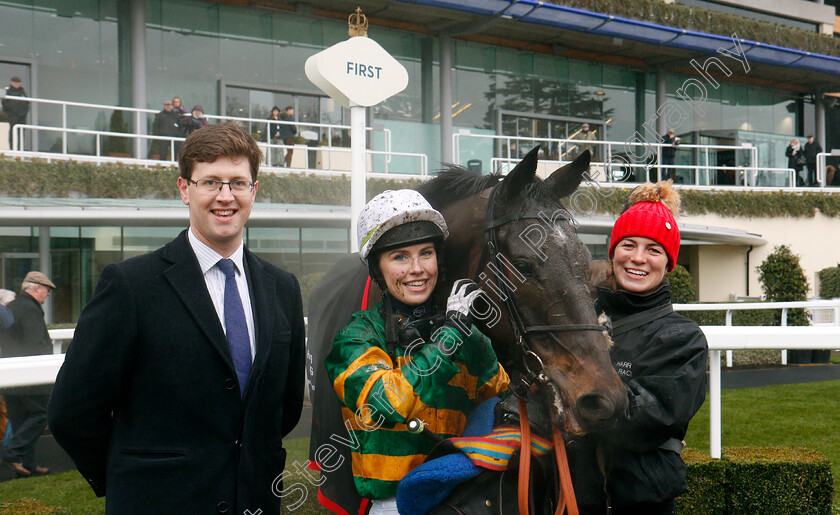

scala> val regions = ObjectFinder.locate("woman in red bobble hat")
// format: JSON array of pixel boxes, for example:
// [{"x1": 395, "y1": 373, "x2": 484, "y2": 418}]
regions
[{"x1": 572, "y1": 180, "x2": 709, "y2": 515}]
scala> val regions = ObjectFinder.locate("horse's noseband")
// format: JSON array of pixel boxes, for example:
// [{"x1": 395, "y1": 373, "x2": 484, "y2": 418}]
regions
[{"x1": 473, "y1": 184, "x2": 608, "y2": 399}]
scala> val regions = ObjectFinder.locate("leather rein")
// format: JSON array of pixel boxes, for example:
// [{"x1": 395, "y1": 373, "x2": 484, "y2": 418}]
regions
[{"x1": 472, "y1": 183, "x2": 607, "y2": 515}]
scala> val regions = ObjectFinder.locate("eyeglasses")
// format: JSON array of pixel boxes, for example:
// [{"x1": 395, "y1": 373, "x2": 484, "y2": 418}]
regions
[{"x1": 186, "y1": 178, "x2": 255, "y2": 196}]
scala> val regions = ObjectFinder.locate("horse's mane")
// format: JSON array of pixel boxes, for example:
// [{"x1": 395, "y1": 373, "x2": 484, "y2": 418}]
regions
[
  {"x1": 416, "y1": 163, "x2": 568, "y2": 216},
  {"x1": 415, "y1": 165, "x2": 503, "y2": 209}
]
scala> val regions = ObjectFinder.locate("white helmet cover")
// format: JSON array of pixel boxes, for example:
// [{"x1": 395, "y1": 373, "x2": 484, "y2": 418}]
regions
[{"x1": 358, "y1": 189, "x2": 449, "y2": 262}]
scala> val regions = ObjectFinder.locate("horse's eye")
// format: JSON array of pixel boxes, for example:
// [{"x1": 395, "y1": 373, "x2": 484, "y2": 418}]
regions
[{"x1": 513, "y1": 260, "x2": 534, "y2": 277}]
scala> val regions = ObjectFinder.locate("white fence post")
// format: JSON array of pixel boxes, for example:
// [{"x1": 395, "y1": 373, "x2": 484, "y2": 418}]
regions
[{"x1": 709, "y1": 348, "x2": 722, "y2": 459}]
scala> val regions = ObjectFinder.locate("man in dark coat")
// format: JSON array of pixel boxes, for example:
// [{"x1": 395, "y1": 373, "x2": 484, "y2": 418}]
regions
[
  {"x1": 804, "y1": 135, "x2": 823, "y2": 187},
  {"x1": 660, "y1": 129, "x2": 679, "y2": 181},
  {"x1": 0, "y1": 271, "x2": 56, "y2": 478},
  {"x1": 2, "y1": 76, "x2": 29, "y2": 148},
  {"x1": 278, "y1": 106, "x2": 297, "y2": 167},
  {"x1": 150, "y1": 100, "x2": 181, "y2": 160},
  {"x1": 48, "y1": 122, "x2": 306, "y2": 514}
]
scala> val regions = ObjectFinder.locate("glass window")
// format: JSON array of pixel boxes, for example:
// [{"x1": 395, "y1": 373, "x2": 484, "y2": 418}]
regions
[
  {"x1": 147, "y1": 0, "x2": 221, "y2": 115},
  {"x1": 600, "y1": 67, "x2": 635, "y2": 143},
  {"x1": 453, "y1": 42, "x2": 495, "y2": 130},
  {"x1": 122, "y1": 226, "x2": 182, "y2": 259},
  {"x1": 81, "y1": 226, "x2": 121, "y2": 308}
]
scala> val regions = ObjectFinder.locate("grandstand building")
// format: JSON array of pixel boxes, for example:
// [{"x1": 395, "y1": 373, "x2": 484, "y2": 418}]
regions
[{"x1": 1, "y1": 0, "x2": 840, "y2": 322}]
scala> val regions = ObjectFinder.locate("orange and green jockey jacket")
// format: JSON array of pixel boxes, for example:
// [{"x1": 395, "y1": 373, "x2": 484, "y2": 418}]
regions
[{"x1": 324, "y1": 301, "x2": 510, "y2": 500}]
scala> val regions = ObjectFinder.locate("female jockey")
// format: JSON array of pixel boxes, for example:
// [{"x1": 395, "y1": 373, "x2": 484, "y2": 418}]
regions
[{"x1": 325, "y1": 189, "x2": 509, "y2": 514}]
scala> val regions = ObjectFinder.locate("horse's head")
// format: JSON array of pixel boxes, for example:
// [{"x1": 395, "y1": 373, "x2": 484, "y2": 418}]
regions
[{"x1": 424, "y1": 147, "x2": 626, "y2": 435}]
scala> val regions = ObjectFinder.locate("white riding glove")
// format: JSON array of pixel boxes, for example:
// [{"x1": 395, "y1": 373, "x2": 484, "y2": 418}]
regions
[{"x1": 445, "y1": 279, "x2": 483, "y2": 331}]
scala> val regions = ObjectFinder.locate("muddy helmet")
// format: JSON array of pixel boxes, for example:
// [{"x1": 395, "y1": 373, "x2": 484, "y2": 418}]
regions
[{"x1": 357, "y1": 189, "x2": 448, "y2": 264}]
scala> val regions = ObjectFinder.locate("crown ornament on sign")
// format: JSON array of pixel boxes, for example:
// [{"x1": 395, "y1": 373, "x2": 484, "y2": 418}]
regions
[{"x1": 348, "y1": 7, "x2": 368, "y2": 37}]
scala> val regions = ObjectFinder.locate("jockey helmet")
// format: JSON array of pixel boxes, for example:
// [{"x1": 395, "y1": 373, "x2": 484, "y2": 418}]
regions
[{"x1": 357, "y1": 189, "x2": 448, "y2": 264}]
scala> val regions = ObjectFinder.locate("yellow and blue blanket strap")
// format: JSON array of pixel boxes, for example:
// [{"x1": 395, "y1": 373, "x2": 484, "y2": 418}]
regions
[{"x1": 448, "y1": 425, "x2": 553, "y2": 471}]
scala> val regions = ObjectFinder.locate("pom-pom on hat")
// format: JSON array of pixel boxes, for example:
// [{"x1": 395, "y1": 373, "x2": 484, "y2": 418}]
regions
[{"x1": 609, "y1": 180, "x2": 681, "y2": 272}]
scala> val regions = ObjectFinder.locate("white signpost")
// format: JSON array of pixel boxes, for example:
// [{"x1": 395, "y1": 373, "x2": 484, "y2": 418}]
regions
[{"x1": 305, "y1": 13, "x2": 408, "y2": 251}]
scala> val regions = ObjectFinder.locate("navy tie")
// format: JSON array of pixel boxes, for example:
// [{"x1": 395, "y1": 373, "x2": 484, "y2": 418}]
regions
[{"x1": 217, "y1": 258, "x2": 251, "y2": 396}]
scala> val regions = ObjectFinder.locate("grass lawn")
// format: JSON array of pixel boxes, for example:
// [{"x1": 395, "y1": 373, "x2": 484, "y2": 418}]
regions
[
  {"x1": 684, "y1": 378, "x2": 840, "y2": 507},
  {"x1": 2, "y1": 380, "x2": 839, "y2": 513},
  {"x1": 0, "y1": 437, "x2": 325, "y2": 514}
]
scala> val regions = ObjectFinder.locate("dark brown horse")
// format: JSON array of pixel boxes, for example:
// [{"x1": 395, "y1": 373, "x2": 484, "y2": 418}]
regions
[{"x1": 307, "y1": 146, "x2": 626, "y2": 513}]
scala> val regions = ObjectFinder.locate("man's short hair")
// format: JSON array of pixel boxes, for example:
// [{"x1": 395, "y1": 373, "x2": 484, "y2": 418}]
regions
[
  {"x1": 21, "y1": 281, "x2": 41, "y2": 293},
  {"x1": 807, "y1": 134, "x2": 814, "y2": 139},
  {"x1": 284, "y1": 106, "x2": 294, "y2": 111},
  {"x1": 178, "y1": 122, "x2": 262, "y2": 182}
]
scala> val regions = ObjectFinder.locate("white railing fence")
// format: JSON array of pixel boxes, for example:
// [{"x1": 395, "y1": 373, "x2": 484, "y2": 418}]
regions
[
  {"x1": 674, "y1": 299, "x2": 840, "y2": 459},
  {"x1": 0, "y1": 328, "x2": 71, "y2": 389},
  {"x1": 674, "y1": 300, "x2": 840, "y2": 366},
  {"x1": 1, "y1": 95, "x2": 424, "y2": 176},
  {"x1": 454, "y1": 132, "x2": 824, "y2": 189}
]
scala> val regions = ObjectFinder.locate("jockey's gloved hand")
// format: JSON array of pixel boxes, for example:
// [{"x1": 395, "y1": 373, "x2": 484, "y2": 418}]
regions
[{"x1": 444, "y1": 279, "x2": 483, "y2": 333}]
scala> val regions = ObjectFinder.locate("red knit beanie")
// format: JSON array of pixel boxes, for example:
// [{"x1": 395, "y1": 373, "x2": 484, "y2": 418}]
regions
[{"x1": 608, "y1": 181, "x2": 681, "y2": 272}]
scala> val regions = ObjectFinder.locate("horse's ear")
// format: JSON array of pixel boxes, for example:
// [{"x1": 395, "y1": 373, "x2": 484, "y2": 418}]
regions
[
  {"x1": 545, "y1": 150, "x2": 590, "y2": 198},
  {"x1": 499, "y1": 145, "x2": 540, "y2": 202}
]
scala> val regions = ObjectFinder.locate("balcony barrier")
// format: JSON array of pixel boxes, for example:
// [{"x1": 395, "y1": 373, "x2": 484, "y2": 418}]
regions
[
  {"x1": 454, "y1": 132, "x2": 832, "y2": 190},
  {"x1": 0, "y1": 94, "x2": 836, "y2": 189},
  {"x1": 0, "y1": 95, "x2": 434, "y2": 177}
]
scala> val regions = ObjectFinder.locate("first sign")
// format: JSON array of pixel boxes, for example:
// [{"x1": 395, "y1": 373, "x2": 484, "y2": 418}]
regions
[{"x1": 305, "y1": 36, "x2": 409, "y2": 109}]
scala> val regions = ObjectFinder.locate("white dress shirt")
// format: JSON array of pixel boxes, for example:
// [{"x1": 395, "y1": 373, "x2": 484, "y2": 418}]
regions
[{"x1": 188, "y1": 228, "x2": 256, "y2": 360}]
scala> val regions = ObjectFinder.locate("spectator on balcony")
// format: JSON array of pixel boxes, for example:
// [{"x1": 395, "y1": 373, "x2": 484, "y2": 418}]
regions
[
  {"x1": 2, "y1": 77, "x2": 29, "y2": 149},
  {"x1": 171, "y1": 96, "x2": 188, "y2": 116},
  {"x1": 266, "y1": 106, "x2": 284, "y2": 167},
  {"x1": 571, "y1": 123, "x2": 597, "y2": 160},
  {"x1": 785, "y1": 138, "x2": 805, "y2": 186},
  {"x1": 0, "y1": 272, "x2": 56, "y2": 479},
  {"x1": 180, "y1": 105, "x2": 208, "y2": 139},
  {"x1": 278, "y1": 106, "x2": 297, "y2": 168},
  {"x1": 661, "y1": 129, "x2": 680, "y2": 181},
  {"x1": 804, "y1": 135, "x2": 822, "y2": 187},
  {"x1": 150, "y1": 100, "x2": 181, "y2": 160}
]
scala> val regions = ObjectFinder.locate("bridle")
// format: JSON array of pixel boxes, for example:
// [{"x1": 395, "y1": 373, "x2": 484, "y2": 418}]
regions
[
  {"x1": 470, "y1": 182, "x2": 601, "y2": 515},
  {"x1": 472, "y1": 182, "x2": 608, "y2": 399}
]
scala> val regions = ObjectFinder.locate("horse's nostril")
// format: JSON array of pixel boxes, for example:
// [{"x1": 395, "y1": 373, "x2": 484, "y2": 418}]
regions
[{"x1": 576, "y1": 392, "x2": 616, "y2": 422}]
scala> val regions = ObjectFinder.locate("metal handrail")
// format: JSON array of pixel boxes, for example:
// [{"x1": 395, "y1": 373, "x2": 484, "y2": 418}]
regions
[
  {"x1": 456, "y1": 132, "x2": 770, "y2": 187},
  {"x1": 488, "y1": 156, "x2": 795, "y2": 187},
  {"x1": 1, "y1": 95, "x2": 402, "y2": 172}
]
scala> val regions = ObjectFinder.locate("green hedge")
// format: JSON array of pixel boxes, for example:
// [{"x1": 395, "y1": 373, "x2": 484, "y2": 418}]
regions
[
  {"x1": 2, "y1": 159, "x2": 840, "y2": 219},
  {"x1": 818, "y1": 265, "x2": 840, "y2": 299},
  {"x1": 0, "y1": 158, "x2": 420, "y2": 204},
  {"x1": 679, "y1": 447, "x2": 834, "y2": 514},
  {"x1": 583, "y1": 186, "x2": 840, "y2": 219},
  {"x1": 555, "y1": 0, "x2": 840, "y2": 58},
  {"x1": 668, "y1": 264, "x2": 696, "y2": 303}
]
